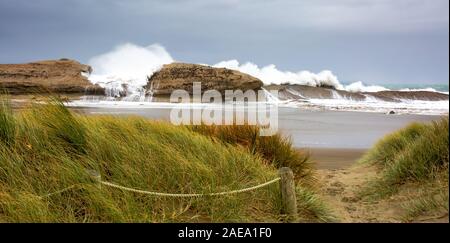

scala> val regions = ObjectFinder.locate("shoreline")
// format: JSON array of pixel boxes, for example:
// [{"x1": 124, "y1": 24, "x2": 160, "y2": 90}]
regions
[
  {"x1": 8, "y1": 97, "x2": 446, "y2": 150},
  {"x1": 60, "y1": 104, "x2": 448, "y2": 149},
  {"x1": 300, "y1": 147, "x2": 368, "y2": 170}
]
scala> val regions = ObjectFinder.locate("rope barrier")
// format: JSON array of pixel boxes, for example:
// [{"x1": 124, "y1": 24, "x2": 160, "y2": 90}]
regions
[
  {"x1": 32, "y1": 167, "x2": 297, "y2": 221},
  {"x1": 99, "y1": 177, "x2": 281, "y2": 197},
  {"x1": 38, "y1": 177, "x2": 281, "y2": 198}
]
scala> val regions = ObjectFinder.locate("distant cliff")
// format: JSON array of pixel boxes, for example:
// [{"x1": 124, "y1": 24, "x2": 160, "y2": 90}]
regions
[{"x1": 0, "y1": 59, "x2": 103, "y2": 94}]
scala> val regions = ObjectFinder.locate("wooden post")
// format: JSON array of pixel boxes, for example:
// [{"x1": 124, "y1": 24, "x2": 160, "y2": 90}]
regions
[
  {"x1": 87, "y1": 169, "x2": 101, "y2": 189},
  {"x1": 279, "y1": 167, "x2": 297, "y2": 222}
]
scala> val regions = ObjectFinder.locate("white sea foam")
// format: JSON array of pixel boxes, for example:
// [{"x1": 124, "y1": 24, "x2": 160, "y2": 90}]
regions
[
  {"x1": 344, "y1": 81, "x2": 389, "y2": 93},
  {"x1": 287, "y1": 98, "x2": 449, "y2": 115},
  {"x1": 78, "y1": 43, "x2": 448, "y2": 115},
  {"x1": 85, "y1": 43, "x2": 445, "y2": 96},
  {"x1": 213, "y1": 60, "x2": 345, "y2": 89},
  {"x1": 87, "y1": 43, "x2": 173, "y2": 97},
  {"x1": 213, "y1": 60, "x2": 396, "y2": 93}
]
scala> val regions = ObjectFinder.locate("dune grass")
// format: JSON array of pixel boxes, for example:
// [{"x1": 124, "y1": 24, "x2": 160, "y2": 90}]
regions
[
  {"x1": 0, "y1": 97, "x2": 328, "y2": 222},
  {"x1": 360, "y1": 118, "x2": 449, "y2": 185},
  {"x1": 400, "y1": 167, "x2": 449, "y2": 222},
  {"x1": 0, "y1": 97, "x2": 15, "y2": 146},
  {"x1": 189, "y1": 124, "x2": 314, "y2": 186},
  {"x1": 359, "y1": 118, "x2": 449, "y2": 220}
]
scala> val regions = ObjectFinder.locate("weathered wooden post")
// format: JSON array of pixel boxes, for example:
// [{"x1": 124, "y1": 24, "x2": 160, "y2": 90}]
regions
[
  {"x1": 87, "y1": 169, "x2": 101, "y2": 189},
  {"x1": 279, "y1": 167, "x2": 297, "y2": 222}
]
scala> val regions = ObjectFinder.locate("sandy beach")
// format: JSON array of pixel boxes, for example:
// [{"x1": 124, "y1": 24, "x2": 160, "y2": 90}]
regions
[
  {"x1": 305, "y1": 148, "x2": 367, "y2": 169},
  {"x1": 68, "y1": 105, "x2": 444, "y2": 170}
]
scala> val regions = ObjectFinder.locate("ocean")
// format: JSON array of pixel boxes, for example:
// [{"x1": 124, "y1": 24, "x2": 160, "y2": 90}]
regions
[{"x1": 361, "y1": 83, "x2": 449, "y2": 93}]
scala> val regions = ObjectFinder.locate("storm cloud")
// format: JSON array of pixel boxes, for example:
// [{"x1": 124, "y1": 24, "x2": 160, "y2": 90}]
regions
[{"x1": 0, "y1": 0, "x2": 448, "y2": 84}]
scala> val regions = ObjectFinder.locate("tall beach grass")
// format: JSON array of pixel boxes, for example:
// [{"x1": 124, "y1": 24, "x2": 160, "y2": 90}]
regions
[
  {"x1": 0, "y1": 97, "x2": 328, "y2": 222},
  {"x1": 189, "y1": 124, "x2": 314, "y2": 186},
  {"x1": 360, "y1": 118, "x2": 449, "y2": 185},
  {"x1": 359, "y1": 117, "x2": 449, "y2": 220}
]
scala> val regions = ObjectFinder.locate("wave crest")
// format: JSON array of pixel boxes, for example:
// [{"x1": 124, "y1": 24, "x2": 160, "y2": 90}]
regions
[
  {"x1": 85, "y1": 43, "x2": 445, "y2": 96},
  {"x1": 212, "y1": 60, "x2": 396, "y2": 93},
  {"x1": 87, "y1": 43, "x2": 173, "y2": 96}
]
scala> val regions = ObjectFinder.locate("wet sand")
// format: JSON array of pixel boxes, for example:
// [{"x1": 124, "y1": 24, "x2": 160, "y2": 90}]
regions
[
  {"x1": 276, "y1": 107, "x2": 442, "y2": 148},
  {"x1": 304, "y1": 148, "x2": 367, "y2": 170}
]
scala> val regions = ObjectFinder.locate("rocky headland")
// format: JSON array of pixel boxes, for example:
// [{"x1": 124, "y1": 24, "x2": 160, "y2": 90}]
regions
[
  {"x1": 146, "y1": 62, "x2": 263, "y2": 95},
  {"x1": 1, "y1": 59, "x2": 448, "y2": 103},
  {"x1": 0, "y1": 59, "x2": 103, "y2": 95}
]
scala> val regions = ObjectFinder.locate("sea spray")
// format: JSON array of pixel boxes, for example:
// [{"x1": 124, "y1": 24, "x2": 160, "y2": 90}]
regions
[
  {"x1": 76, "y1": 43, "x2": 448, "y2": 115},
  {"x1": 344, "y1": 81, "x2": 388, "y2": 93},
  {"x1": 87, "y1": 43, "x2": 173, "y2": 98},
  {"x1": 212, "y1": 60, "x2": 395, "y2": 93},
  {"x1": 213, "y1": 60, "x2": 344, "y2": 89},
  {"x1": 84, "y1": 42, "x2": 446, "y2": 97}
]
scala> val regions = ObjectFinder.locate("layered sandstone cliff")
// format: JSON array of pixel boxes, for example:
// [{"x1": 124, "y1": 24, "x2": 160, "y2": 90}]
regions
[
  {"x1": 146, "y1": 63, "x2": 263, "y2": 95},
  {"x1": 0, "y1": 59, "x2": 103, "y2": 94}
]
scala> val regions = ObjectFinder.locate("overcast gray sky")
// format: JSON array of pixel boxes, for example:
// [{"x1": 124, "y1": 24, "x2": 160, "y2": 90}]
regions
[{"x1": 0, "y1": 0, "x2": 448, "y2": 84}]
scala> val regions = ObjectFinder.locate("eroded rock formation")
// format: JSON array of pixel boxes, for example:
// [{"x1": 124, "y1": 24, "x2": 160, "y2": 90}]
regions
[
  {"x1": 146, "y1": 63, "x2": 264, "y2": 95},
  {"x1": 0, "y1": 59, "x2": 103, "y2": 94}
]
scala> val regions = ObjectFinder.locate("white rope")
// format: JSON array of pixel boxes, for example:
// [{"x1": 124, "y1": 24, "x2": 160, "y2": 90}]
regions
[
  {"x1": 37, "y1": 177, "x2": 281, "y2": 199},
  {"x1": 99, "y1": 177, "x2": 281, "y2": 197}
]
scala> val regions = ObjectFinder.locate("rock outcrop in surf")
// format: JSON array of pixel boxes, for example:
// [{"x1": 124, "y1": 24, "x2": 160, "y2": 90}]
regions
[
  {"x1": 0, "y1": 59, "x2": 104, "y2": 94},
  {"x1": 146, "y1": 63, "x2": 264, "y2": 95},
  {"x1": 1, "y1": 59, "x2": 448, "y2": 107},
  {"x1": 267, "y1": 84, "x2": 449, "y2": 102}
]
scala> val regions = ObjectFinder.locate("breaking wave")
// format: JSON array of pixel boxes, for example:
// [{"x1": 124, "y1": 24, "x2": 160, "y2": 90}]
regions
[
  {"x1": 79, "y1": 43, "x2": 448, "y2": 115},
  {"x1": 344, "y1": 81, "x2": 388, "y2": 93},
  {"x1": 213, "y1": 60, "x2": 393, "y2": 93},
  {"x1": 269, "y1": 85, "x2": 449, "y2": 115},
  {"x1": 85, "y1": 43, "x2": 446, "y2": 96},
  {"x1": 87, "y1": 43, "x2": 173, "y2": 98}
]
